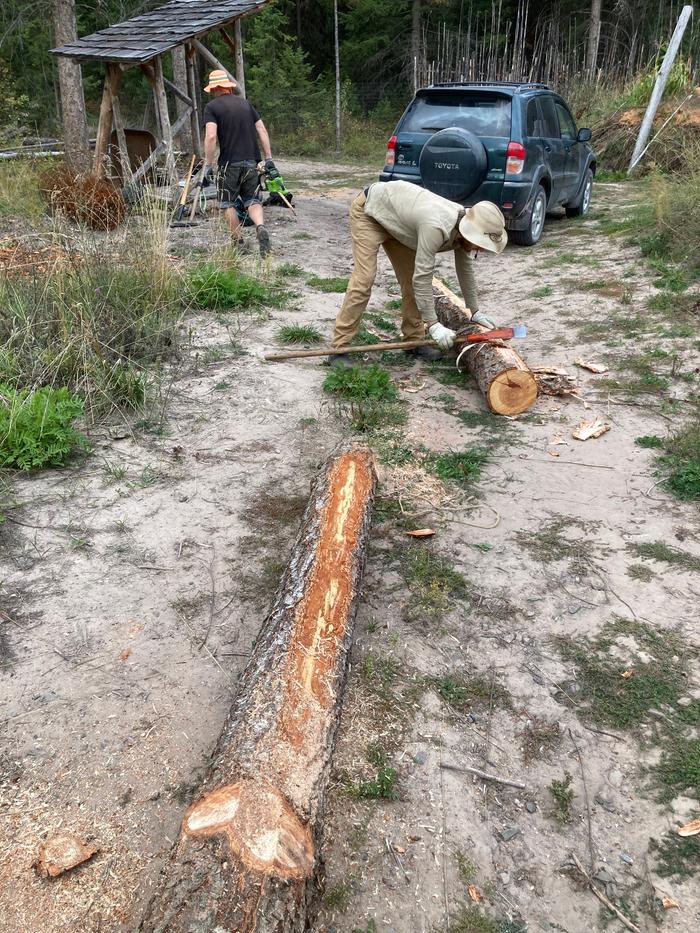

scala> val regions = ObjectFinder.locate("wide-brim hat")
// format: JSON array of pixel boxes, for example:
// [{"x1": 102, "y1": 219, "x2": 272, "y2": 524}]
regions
[
  {"x1": 458, "y1": 201, "x2": 507, "y2": 253},
  {"x1": 204, "y1": 69, "x2": 236, "y2": 92}
]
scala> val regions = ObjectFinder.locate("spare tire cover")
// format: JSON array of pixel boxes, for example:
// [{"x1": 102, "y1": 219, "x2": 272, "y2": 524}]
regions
[{"x1": 419, "y1": 127, "x2": 488, "y2": 202}]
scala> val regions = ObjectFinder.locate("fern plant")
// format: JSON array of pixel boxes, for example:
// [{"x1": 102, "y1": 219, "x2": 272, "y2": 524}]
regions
[{"x1": 0, "y1": 384, "x2": 87, "y2": 470}]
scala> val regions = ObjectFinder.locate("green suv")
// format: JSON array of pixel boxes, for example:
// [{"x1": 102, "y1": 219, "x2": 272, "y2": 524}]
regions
[{"x1": 379, "y1": 81, "x2": 595, "y2": 245}]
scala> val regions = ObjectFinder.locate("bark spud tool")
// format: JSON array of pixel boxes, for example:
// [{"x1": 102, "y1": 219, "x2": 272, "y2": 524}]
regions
[{"x1": 264, "y1": 325, "x2": 527, "y2": 361}]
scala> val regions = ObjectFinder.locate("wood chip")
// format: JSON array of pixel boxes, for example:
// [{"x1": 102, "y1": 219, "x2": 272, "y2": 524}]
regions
[
  {"x1": 34, "y1": 834, "x2": 99, "y2": 878},
  {"x1": 572, "y1": 417, "x2": 610, "y2": 441},
  {"x1": 546, "y1": 449, "x2": 560, "y2": 458},
  {"x1": 574, "y1": 357, "x2": 609, "y2": 374},
  {"x1": 405, "y1": 528, "x2": 435, "y2": 538},
  {"x1": 549, "y1": 433, "x2": 567, "y2": 446},
  {"x1": 662, "y1": 895, "x2": 679, "y2": 909},
  {"x1": 468, "y1": 884, "x2": 483, "y2": 903},
  {"x1": 677, "y1": 818, "x2": 700, "y2": 837},
  {"x1": 621, "y1": 670, "x2": 634, "y2": 679}
]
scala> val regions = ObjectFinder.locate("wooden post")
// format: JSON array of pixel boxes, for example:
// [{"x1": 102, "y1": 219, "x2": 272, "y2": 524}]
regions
[
  {"x1": 628, "y1": 5, "x2": 694, "y2": 175},
  {"x1": 333, "y1": 0, "x2": 341, "y2": 151},
  {"x1": 93, "y1": 67, "x2": 116, "y2": 176},
  {"x1": 192, "y1": 38, "x2": 237, "y2": 88},
  {"x1": 53, "y1": 0, "x2": 90, "y2": 170},
  {"x1": 172, "y1": 44, "x2": 194, "y2": 152},
  {"x1": 233, "y1": 19, "x2": 246, "y2": 97},
  {"x1": 107, "y1": 64, "x2": 131, "y2": 184},
  {"x1": 152, "y1": 55, "x2": 178, "y2": 185},
  {"x1": 139, "y1": 446, "x2": 377, "y2": 932},
  {"x1": 185, "y1": 43, "x2": 203, "y2": 157}
]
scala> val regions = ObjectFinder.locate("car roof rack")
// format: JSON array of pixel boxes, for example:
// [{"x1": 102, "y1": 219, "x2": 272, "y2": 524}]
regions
[{"x1": 426, "y1": 81, "x2": 550, "y2": 92}]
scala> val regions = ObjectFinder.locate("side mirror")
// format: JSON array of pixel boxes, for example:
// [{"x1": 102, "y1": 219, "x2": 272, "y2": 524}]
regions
[{"x1": 577, "y1": 127, "x2": 592, "y2": 143}]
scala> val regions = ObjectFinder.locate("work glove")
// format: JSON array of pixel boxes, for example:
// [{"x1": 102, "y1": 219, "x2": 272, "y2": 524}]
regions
[
  {"x1": 428, "y1": 321, "x2": 457, "y2": 351},
  {"x1": 471, "y1": 309, "x2": 496, "y2": 329},
  {"x1": 264, "y1": 159, "x2": 280, "y2": 179}
]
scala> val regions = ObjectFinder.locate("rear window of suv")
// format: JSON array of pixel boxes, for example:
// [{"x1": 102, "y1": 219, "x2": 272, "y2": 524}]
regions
[{"x1": 401, "y1": 92, "x2": 512, "y2": 137}]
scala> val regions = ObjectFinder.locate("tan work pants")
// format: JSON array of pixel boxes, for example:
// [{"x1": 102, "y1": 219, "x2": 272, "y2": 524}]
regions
[{"x1": 331, "y1": 191, "x2": 425, "y2": 350}]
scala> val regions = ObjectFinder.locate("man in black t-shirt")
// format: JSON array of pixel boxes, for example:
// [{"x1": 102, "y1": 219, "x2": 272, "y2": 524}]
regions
[{"x1": 202, "y1": 69, "x2": 276, "y2": 257}]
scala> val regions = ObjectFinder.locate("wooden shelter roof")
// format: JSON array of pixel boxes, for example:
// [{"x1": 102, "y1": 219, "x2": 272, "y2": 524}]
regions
[{"x1": 50, "y1": 0, "x2": 267, "y2": 64}]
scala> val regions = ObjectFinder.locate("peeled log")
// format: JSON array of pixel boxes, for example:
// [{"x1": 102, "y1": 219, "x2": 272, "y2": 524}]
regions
[
  {"x1": 140, "y1": 445, "x2": 377, "y2": 933},
  {"x1": 433, "y1": 278, "x2": 538, "y2": 415}
]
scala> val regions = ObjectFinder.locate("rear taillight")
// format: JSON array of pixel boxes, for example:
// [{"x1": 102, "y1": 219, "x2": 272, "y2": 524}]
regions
[
  {"x1": 506, "y1": 141, "x2": 526, "y2": 175},
  {"x1": 386, "y1": 135, "x2": 397, "y2": 167}
]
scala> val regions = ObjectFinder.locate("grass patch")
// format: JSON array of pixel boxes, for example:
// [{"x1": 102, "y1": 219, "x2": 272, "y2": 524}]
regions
[
  {"x1": 307, "y1": 275, "x2": 348, "y2": 293},
  {"x1": 655, "y1": 738, "x2": 700, "y2": 803},
  {"x1": 455, "y1": 851, "x2": 478, "y2": 884},
  {"x1": 658, "y1": 420, "x2": 700, "y2": 501},
  {"x1": 626, "y1": 563, "x2": 655, "y2": 582},
  {"x1": 366, "y1": 311, "x2": 400, "y2": 335},
  {"x1": 428, "y1": 671, "x2": 512, "y2": 713},
  {"x1": 349, "y1": 743, "x2": 399, "y2": 801},
  {"x1": 635, "y1": 435, "x2": 664, "y2": 449},
  {"x1": 548, "y1": 772, "x2": 575, "y2": 823},
  {"x1": 0, "y1": 159, "x2": 45, "y2": 219},
  {"x1": 425, "y1": 448, "x2": 488, "y2": 486},
  {"x1": 390, "y1": 542, "x2": 468, "y2": 622},
  {"x1": 649, "y1": 831, "x2": 700, "y2": 880},
  {"x1": 0, "y1": 385, "x2": 86, "y2": 469},
  {"x1": 276, "y1": 323, "x2": 322, "y2": 344},
  {"x1": 554, "y1": 617, "x2": 700, "y2": 733},
  {"x1": 520, "y1": 718, "x2": 561, "y2": 763},
  {"x1": 324, "y1": 881, "x2": 352, "y2": 911},
  {"x1": 630, "y1": 540, "x2": 700, "y2": 573},
  {"x1": 323, "y1": 364, "x2": 405, "y2": 432},
  {"x1": 276, "y1": 262, "x2": 305, "y2": 277},
  {"x1": 323, "y1": 364, "x2": 397, "y2": 401},
  {"x1": 517, "y1": 516, "x2": 591, "y2": 564},
  {"x1": 188, "y1": 263, "x2": 272, "y2": 310},
  {"x1": 529, "y1": 285, "x2": 553, "y2": 298}
]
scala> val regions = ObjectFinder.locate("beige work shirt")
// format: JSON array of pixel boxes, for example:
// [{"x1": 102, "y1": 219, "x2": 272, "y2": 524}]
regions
[{"x1": 364, "y1": 180, "x2": 479, "y2": 322}]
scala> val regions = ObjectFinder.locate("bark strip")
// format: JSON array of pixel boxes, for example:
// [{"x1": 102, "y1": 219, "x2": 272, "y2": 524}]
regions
[
  {"x1": 140, "y1": 445, "x2": 377, "y2": 933},
  {"x1": 433, "y1": 278, "x2": 538, "y2": 416}
]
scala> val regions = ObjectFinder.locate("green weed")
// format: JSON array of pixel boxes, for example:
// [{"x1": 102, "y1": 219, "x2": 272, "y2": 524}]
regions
[
  {"x1": 324, "y1": 881, "x2": 352, "y2": 911},
  {"x1": 391, "y1": 543, "x2": 468, "y2": 621},
  {"x1": 520, "y1": 718, "x2": 561, "y2": 763},
  {"x1": 276, "y1": 323, "x2": 322, "y2": 344},
  {"x1": 635, "y1": 435, "x2": 664, "y2": 449},
  {"x1": 655, "y1": 738, "x2": 700, "y2": 803},
  {"x1": 447, "y1": 905, "x2": 517, "y2": 933},
  {"x1": 429, "y1": 672, "x2": 512, "y2": 713},
  {"x1": 660, "y1": 420, "x2": 700, "y2": 501},
  {"x1": 323, "y1": 365, "x2": 397, "y2": 401},
  {"x1": 307, "y1": 275, "x2": 349, "y2": 293},
  {"x1": 350, "y1": 744, "x2": 399, "y2": 800},
  {"x1": 530, "y1": 285, "x2": 553, "y2": 298},
  {"x1": 188, "y1": 264, "x2": 272, "y2": 309},
  {"x1": 276, "y1": 262, "x2": 305, "y2": 277},
  {"x1": 425, "y1": 448, "x2": 489, "y2": 486},
  {"x1": 0, "y1": 385, "x2": 86, "y2": 469},
  {"x1": 517, "y1": 516, "x2": 590, "y2": 563},
  {"x1": 626, "y1": 563, "x2": 655, "y2": 582},
  {"x1": 630, "y1": 541, "x2": 700, "y2": 573},
  {"x1": 649, "y1": 831, "x2": 700, "y2": 880},
  {"x1": 548, "y1": 772, "x2": 575, "y2": 823},
  {"x1": 455, "y1": 850, "x2": 478, "y2": 884},
  {"x1": 554, "y1": 618, "x2": 700, "y2": 731}
]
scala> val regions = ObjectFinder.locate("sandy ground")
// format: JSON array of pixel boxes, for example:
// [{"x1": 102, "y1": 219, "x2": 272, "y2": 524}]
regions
[{"x1": 1, "y1": 158, "x2": 699, "y2": 933}]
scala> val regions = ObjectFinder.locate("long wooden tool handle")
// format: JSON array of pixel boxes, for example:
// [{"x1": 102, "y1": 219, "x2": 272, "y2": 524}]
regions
[
  {"x1": 188, "y1": 160, "x2": 208, "y2": 221},
  {"x1": 179, "y1": 154, "x2": 196, "y2": 207},
  {"x1": 264, "y1": 337, "x2": 435, "y2": 361}
]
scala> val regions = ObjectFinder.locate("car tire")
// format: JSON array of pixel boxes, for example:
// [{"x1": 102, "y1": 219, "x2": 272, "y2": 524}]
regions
[
  {"x1": 566, "y1": 168, "x2": 593, "y2": 217},
  {"x1": 509, "y1": 185, "x2": 547, "y2": 246}
]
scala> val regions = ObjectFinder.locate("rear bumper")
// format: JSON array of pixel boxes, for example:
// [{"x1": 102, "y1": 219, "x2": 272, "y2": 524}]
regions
[{"x1": 377, "y1": 172, "x2": 534, "y2": 228}]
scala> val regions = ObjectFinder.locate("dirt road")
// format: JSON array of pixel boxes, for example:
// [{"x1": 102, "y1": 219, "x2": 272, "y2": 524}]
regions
[{"x1": 1, "y1": 160, "x2": 698, "y2": 932}]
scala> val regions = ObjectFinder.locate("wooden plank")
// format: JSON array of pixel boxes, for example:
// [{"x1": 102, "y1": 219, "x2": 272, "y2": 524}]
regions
[
  {"x1": 129, "y1": 108, "x2": 192, "y2": 184},
  {"x1": 185, "y1": 42, "x2": 203, "y2": 157},
  {"x1": 233, "y1": 19, "x2": 246, "y2": 97},
  {"x1": 191, "y1": 38, "x2": 236, "y2": 87},
  {"x1": 108, "y1": 64, "x2": 132, "y2": 183},
  {"x1": 153, "y1": 56, "x2": 178, "y2": 184},
  {"x1": 92, "y1": 65, "x2": 121, "y2": 176}
]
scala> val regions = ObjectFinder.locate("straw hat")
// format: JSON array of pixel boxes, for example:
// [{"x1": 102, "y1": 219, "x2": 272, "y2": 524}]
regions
[
  {"x1": 458, "y1": 201, "x2": 507, "y2": 253},
  {"x1": 204, "y1": 69, "x2": 236, "y2": 92}
]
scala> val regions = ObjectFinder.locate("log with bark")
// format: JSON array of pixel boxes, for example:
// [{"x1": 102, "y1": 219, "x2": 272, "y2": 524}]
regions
[
  {"x1": 140, "y1": 445, "x2": 377, "y2": 933},
  {"x1": 432, "y1": 278, "x2": 538, "y2": 415}
]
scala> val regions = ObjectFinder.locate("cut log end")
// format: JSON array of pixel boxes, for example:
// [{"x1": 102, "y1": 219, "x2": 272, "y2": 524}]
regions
[
  {"x1": 487, "y1": 367, "x2": 539, "y2": 415},
  {"x1": 183, "y1": 781, "x2": 314, "y2": 881}
]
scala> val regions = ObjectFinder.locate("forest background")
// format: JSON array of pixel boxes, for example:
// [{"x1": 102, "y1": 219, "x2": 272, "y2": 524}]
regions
[{"x1": 1, "y1": 0, "x2": 699, "y2": 163}]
